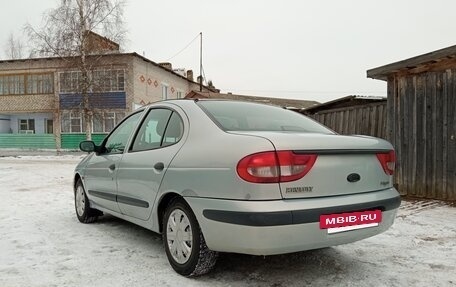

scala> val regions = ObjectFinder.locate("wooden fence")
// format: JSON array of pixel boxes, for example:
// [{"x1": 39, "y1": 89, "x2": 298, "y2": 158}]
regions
[{"x1": 305, "y1": 101, "x2": 387, "y2": 139}]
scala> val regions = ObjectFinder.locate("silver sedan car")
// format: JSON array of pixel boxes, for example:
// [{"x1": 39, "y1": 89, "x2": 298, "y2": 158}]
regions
[{"x1": 74, "y1": 99, "x2": 400, "y2": 276}]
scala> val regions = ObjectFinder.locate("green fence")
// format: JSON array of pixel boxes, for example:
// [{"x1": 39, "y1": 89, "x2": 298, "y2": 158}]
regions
[
  {"x1": 0, "y1": 133, "x2": 108, "y2": 150},
  {"x1": 61, "y1": 133, "x2": 107, "y2": 149},
  {"x1": 0, "y1": 134, "x2": 56, "y2": 149}
]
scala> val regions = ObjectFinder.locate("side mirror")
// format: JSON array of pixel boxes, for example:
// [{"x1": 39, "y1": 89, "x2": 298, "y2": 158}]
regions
[{"x1": 79, "y1": 140, "x2": 96, "y2": 152}]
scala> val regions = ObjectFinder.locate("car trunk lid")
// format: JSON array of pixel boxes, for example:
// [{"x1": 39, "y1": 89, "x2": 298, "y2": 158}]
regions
[{"x1": 232, "y1": 132, "x2": 394, "y2": 199}]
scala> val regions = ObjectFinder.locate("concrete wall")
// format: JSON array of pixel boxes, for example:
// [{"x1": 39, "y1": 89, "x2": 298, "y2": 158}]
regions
[
  {"x1": 8, "y1": 113, "x2": 53, "y2": 134},
  {"x1": 132, "y1": 57, "x2": 185, "y2": 105},
  {"x1": 132, "y1": 56, "x2": 210, "y2": 107}
]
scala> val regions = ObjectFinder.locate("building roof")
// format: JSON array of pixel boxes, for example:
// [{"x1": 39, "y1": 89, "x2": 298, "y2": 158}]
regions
[
  {"x1": 0, "y1": 52, "x2": 215, "y2": 92},
  {"x1": 302, "y1": 95, "x2": 386, "y2": 114},
  {"x1": 185, "y1": 91, "x2": 320, "y2": 109},
  {"x1": 367, "y1": 44, "x2": 456, "y2": 80}
]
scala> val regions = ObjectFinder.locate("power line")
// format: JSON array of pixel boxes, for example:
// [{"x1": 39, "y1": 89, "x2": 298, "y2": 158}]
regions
[{"x1": 164, "y1": 33, "x2": 200, "y2": 62}]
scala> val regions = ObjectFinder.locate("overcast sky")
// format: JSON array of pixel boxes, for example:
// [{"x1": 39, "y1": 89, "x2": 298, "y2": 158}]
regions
[{"x1": 2, "y1": 0, "x2": 456, "y2": 103}]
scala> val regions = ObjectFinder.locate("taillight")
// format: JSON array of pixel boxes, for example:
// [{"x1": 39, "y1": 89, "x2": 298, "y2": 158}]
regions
[
  {"x1": 376, "y1": 150, "x2": 396, "y2": 175},
  {"x1": 237, "y1": 151, "x2": 317, "y2": 183}
]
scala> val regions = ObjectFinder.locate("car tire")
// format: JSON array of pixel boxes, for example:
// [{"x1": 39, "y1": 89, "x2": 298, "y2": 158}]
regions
[
  {"x1": 163, "y1": 197, "x2": 218, "y2": 277},
  {"x1": 74, "y1": 179, "x2": 102, "y2": 223}
]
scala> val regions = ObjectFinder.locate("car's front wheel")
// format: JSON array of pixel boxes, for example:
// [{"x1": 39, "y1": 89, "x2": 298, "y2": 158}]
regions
[
  {"x1": 75, "y1": 179, "x2": 101, "y2": 223},
  {"x1": 163, "y1": 197, "x2": 218, "y2": 276}
]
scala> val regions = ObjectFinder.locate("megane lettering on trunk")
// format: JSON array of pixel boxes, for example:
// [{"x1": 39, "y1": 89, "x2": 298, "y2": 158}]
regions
[
  {"x1": 73, "y1": 99, "x2": 401, "y2": 277},
  {"x1": 285, "y1": 186, "x2": 314, "y2": 193}
]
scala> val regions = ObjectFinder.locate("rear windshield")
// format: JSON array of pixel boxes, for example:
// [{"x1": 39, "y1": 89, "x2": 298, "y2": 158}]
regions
[{"x1": 198, "y1": 101, "x2": 334, "y2": 134}]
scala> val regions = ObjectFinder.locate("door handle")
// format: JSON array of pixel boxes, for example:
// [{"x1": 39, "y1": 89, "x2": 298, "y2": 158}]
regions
[
  {"x1": 108, "y1": 164, "x2": 116, "y2": 171},
  {"x1": 154, "y1": 162, "x2": 165, "y2": 171}
]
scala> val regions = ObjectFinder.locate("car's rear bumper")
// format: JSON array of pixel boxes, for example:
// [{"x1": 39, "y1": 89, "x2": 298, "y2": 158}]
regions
[{"x1": 185, "y1": 187, "x2": 400, "y2": 255}]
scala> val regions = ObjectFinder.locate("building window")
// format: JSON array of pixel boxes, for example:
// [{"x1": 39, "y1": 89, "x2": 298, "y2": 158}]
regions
[
  {"x1": 92, "y1": 69, "x2": 125, "y2": 92},
  {"x1": 70, "y1": 112, "x2": 83, "y2": 133},
  {"x1": 176, "y1": 91, "x2": 182, "y2": 99},
  {"x1": 61, "y1": 112, "x2": 84, "y2": 133},
  {"x1": 27, "y1": 74, "x2": 54, "y2": 94},
  {"x1": 104, "y1": 112, "x2": 115, "y2": 132},
  {"x1": 93, "y1": 113, "x2": 103, "y2": 133},
  {"x1": 0, "y1": 75, "x2": 25, "y2": 95},
  {"x1": 45, "y1": 119, "x2": 53, "y2": 134},
  {"x1": 162, "y1": 84, "x2": 168, "y2": 100},
  {"x1": 60, "y1": 69, "x2": 125, "y2": 93},
  {"x1": 59, "y1": 71, "x2": 82, "y2": 93},
  {"x1": 19, "y1": 119, "x2": 35, "y2": 134},
  {"x1": 116, "y1": 112, "x2": 125, "y2": 124},
  {"x1": 64, "y1": 111, "x2": 125, "y2": 133},
  {"x1": 0, "y1": 74, "x2": 53, "y2": 95}
]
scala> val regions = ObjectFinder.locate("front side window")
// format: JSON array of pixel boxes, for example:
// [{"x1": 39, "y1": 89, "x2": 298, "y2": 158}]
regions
[
  {"x1": 198, "y1": 101, "x2": 334, "y2": 134},
  {"x1": 104, "y1": 111, "x2": 143, "y2": 154},
  {"x1": 131, "y1": 109, "x2": 184, "y2": 152},
  {"x1": 131, "y1": 109, "x2": 172, "y2": 152}
]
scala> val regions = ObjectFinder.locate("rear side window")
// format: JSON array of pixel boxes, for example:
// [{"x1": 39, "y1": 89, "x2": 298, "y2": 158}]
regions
[
  {"x1": 198, "y1": 101, "x2": 333, "y2": 134},
  {"x1": 162, "y1": 112, "x2": 184, "y2": 147}
]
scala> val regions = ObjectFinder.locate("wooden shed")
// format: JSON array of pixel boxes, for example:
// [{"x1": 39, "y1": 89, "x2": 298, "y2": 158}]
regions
[
  {"x1": 368, "y1": 46, "x2": 456, "y2": 201},
  {"x1": 301, "y1": 95, "x2": 387, "y2": 139}
]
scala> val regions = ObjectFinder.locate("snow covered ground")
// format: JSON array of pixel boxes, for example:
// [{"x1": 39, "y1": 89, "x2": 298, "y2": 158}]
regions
[{"x1": 0, "y1": 155, "x2": 455, "y2": 287}]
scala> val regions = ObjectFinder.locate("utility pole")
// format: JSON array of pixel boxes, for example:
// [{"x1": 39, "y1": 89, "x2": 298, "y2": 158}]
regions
[{"x1": 199, "y1": 32, "x2": 202, "y2": 92}]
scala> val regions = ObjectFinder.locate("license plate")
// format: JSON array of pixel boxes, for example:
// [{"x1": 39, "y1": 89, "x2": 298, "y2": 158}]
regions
[{"x1": 320, "y1": 210, "x2": 382, "y2": 234}]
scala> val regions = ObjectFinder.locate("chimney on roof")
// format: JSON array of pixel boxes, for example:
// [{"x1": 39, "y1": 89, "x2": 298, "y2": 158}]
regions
[
  {"x1": 187, "y1": 70, "x2": 194, "y2": 81},
  {"x1": 84, "y1": 30, "x2": 120, "y2": 54},
  {"x1": 173, "y1": 68, "x2": 186, "y2": 77},
  {"x1": 159, "y1": 62, "x2": 173, "y2": 70},
  {"x1": 197, "y1": 75, "x2": 203, "y2": 85}
]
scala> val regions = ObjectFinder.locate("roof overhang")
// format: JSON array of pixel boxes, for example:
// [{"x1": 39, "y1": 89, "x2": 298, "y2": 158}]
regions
[{"x1": 367, "y1": 44, "x2": 456, "y2": 81}]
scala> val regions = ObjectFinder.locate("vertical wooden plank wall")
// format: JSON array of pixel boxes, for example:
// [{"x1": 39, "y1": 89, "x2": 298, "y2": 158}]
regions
[
  {"x1": 309, "y1": 102, "x2": 387, "y2": 139},
  {"x1": 388, "y1": 70, "x2": 456, "y2": 200}
]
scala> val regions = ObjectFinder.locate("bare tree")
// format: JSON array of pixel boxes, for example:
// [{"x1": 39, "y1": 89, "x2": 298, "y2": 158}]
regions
[
  {"x1": 25, "y1": 0, "x2": 126, "y2": 140},
  {"x1": 4, "y1": 32, "x2": 24, "y2": 59}
]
